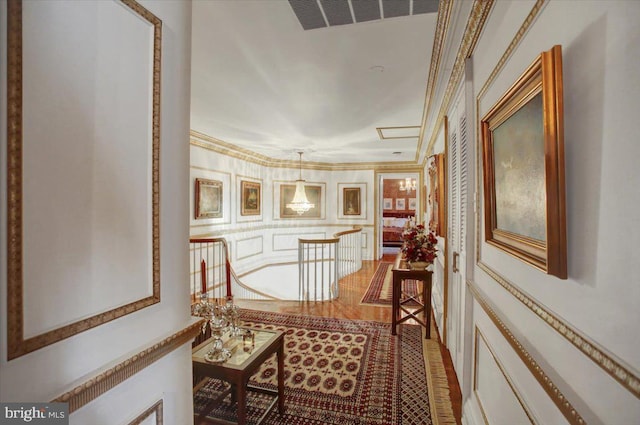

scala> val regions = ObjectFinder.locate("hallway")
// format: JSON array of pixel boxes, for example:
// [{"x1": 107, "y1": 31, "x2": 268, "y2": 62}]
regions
[{"x1": 237, "y1": 253, "x2": 462, "y2": 424}]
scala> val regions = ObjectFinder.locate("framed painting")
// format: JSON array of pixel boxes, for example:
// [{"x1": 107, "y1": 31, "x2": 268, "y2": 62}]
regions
[
  {"x1": 195, "y1": 178, "x2": 223, "y2": 219},
  {"x1": 280, "y1": 184, "x2": 322, "y2": 218},
  {"x1": 408, "y1": 198, "x2": 417, "y2": 211},
  {"x1": 343, "y1": 187, "x2": 361, "y2": 215},
  {"x1": 395, "y1": 198, "x2": 406, "y2": 211},
  {"x1": 241, "y1": 180, "x2": 261, "y2": 216},
  {"x1": 481, "y1": 45, "x2": 567, "y2": 279},
  {"x1": 383, "y1": 198, "x2": 393, "y2": 210},
  {"x1": 338, "y1": 183, "x2": 366, "y2": 218},
  {"x1": 428, "y1": 153, "x2": 446, "y2": 237}
]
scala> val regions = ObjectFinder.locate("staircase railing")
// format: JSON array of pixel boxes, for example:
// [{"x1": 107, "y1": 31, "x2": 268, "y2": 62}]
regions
[
  {"x1": 297, "y1": 227, "x2": 363, "y2": 302},
  {"x1": 189, "y1": 237, "x2": 277, "y2": 303},
  {"x1": 298, "y1": 237, "x2": 340, "y2": 302},
  {"x1": 335, "y1": 226, "x2": 363, "y2": 278}
]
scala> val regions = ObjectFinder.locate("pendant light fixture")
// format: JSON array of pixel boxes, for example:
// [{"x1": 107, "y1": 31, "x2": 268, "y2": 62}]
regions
[
  {"x1": 286, "y1": 151, "x2": 315, "y2": 215},
  {"x1": 398, "y1": 177, "x2": 416, "y2": 192}
]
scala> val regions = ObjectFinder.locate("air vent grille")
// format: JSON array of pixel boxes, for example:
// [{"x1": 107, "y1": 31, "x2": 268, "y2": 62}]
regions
[{"x1": 289, "y1": 0, "x2": 439, "y2": 31}]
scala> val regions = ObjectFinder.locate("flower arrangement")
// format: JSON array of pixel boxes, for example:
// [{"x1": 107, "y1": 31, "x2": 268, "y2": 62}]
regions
[{"x1": 401, "y1": 224, "x2": 438, "y2": 264}]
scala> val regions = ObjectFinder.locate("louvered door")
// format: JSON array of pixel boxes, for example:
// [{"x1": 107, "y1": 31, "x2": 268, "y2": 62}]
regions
[{"x1": 448, "y1": 87, "x2": 469, "y2": 378}]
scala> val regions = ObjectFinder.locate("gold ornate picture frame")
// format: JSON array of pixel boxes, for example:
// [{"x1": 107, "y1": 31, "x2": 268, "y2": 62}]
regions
[
  {"x1": 240, "y1": 180, "x2": 261, "y2": 216},
  {"x1": 481, "y1": 45, "x2": 567, "y2": 279},
  {"x1": 279, "y1": 184, "x2": 322, "y2": 218},
  {"x1": 6, "y1": 0, "x2": 162, "y2": 359},
  {"x1": 195, "y1": 178, "x2": 223, "y2": 219}
]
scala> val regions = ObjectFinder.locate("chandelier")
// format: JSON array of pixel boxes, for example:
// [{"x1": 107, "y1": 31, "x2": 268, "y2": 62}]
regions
[
  {"x1": 399, "y1": 177, "x2": 416, "y2": 192},
  {"x1": 286, "y1": 152, "x2": 315, "y2": 215}
]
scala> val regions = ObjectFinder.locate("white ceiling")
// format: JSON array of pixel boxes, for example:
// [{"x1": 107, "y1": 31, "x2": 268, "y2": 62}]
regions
[{"x1": 190, "y1": 0, "x2": 438, "y2": 164}]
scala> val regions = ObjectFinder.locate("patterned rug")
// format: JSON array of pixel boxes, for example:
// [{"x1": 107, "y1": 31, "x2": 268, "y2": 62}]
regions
[
  {"x1": 360, "y1": 262, "x2": 419, "y2": 306},
  {"x1": 193, "y1": 310, "x2": 454, "y2": 424}
]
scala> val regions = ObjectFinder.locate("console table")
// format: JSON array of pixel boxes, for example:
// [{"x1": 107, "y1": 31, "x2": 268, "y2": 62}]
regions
[
  {"x1": 192, "y1": 327, "x2": 285, "y2": 425},
  {"x1": 391, "y1": 253, "x2": 433, "y2": 339}
]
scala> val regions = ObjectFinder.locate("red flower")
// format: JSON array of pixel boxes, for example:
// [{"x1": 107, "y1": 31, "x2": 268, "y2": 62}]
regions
[{"x1": 401, "y1": 225, "x2": 438, "y2": 263}]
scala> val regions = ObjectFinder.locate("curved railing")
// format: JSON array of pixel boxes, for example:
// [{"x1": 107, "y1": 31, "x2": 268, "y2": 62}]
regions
[
  {"x1": 297, "y1": 227, "x2": 363, "y2": 302},
  {"x1": 189, "y1": 237, "x2": 278, "y2": 302},
  {"x1": 334, "y1": 226, "x2": 363, "y2": 278}
]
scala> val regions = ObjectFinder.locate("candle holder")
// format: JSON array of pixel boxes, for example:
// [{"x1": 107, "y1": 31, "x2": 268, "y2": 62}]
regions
[
  {"x1": 205, "y1": 306, "x2": 231, "y2": 363},
  {"x1": 223, "y1": 296, "x2": 242, "y2": 337},
  {"x1": 193, "y1": 292, "x2": 231, "y2": 363}
]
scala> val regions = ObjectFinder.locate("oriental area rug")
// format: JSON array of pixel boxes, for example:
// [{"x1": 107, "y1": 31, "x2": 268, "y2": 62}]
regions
[
  {"x1": 193, "y1": 309, "x2": 456, "y2": 424},
  {"x1": 360, "y1": 262, "x2": 419, "y2": 306}
]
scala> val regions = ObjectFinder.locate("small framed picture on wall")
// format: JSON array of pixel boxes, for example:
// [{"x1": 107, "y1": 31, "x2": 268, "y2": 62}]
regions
[
  {"x1": 195, "y1": 178, "x2": 223, "y2": 219},
  {"x1": 338, "y1": 182, "x2": 367, "y2": 219},
  {"x1": 396, "y1": 198, "x2": 406, "y2": 210},
  {"x1": 240, "y1": 180, "x2": 261, "y2": 216}
]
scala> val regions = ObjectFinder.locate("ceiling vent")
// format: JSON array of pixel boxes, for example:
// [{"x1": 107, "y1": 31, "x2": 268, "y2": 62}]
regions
[{"x1": 288, "y1": 0, "x2": 439, "y2": 31}]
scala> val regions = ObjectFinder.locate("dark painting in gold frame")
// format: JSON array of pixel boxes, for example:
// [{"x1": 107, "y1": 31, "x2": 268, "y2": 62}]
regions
[
  {"x1": 240, "y1": 180, "x2": 261, "y2": 216},
  {"x1": 481, "y1": 45, "x2": 567, "y2": 279},
  {"x1": 342, "y1": 187, "x2": 361, "y2": 216}
]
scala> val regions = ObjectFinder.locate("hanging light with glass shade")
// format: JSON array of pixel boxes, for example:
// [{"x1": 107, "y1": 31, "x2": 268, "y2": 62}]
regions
[{"x1": 286, "y1": 151, "x2": 315, "y2": 215}]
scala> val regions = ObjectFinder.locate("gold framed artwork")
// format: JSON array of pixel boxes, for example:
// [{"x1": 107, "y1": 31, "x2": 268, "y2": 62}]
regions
[
  {"x1": 195, "y1": 178, "x2": 223, "y2": 219},
  {"x1": 428, "y1": 154, "x2": 446, "y2": 237},
  {"x1": 343, "y1": 188, "x2": 361, "y2": 215},
  {"x1": 240, "y1": 180, "x2": 261, "y2": 216},
  {"x1": 6, "y1": 0, "x2": 162, "y2": 359},
  {"x1": 395, "y1": 198, "x2": 406, "y2": 211},
  {"x1": 338, "y1": 182, "x2": 366, "y2": 219},
  {"x1": 481, "y1": 45, "x2": 567, "y2": 279},
  {"x1": 408, "y1": 198, "x2": 417, "y2": 211},
  {"x1": 279, "y1": 184, "x2": 322, "y2": 218},
  {"x1": 383, "y1": 198, "x2": 393, "y2": 210}
]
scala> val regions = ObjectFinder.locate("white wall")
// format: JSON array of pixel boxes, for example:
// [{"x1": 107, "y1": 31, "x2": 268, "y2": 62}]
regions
[
  {"x1": 0, "y1": 1, "x2": 195, "y2": 423},
  {"x1": 189, "y1": 141, "x2": 376, "y2": 277},
  {"x1": 459, "y1": 1, "x2": 640, "y2": 424}
]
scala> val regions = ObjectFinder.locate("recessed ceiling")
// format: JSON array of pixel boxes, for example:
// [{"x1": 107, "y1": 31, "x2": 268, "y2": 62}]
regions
[{"x1": 190, "y1": 0, "x2": 438, "y2": 164}]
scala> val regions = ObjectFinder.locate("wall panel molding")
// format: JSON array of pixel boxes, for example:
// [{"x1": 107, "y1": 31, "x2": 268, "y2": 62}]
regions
[
  {"x1": 6, "y1": 0, "x2": 162, "y2": 360},
  {"x1": 473, "y1": 327, "x2": 535, "y2": 424},
  {"x1": 468, "y1": 280, "x2": 585, "y2": 424},
  {"x1": 236, "y1": 235, "x2": 264, "y2": 261},
  {"x1": 477, "y1": 262, "x2": 640, "y2": 399},
  {"x1": 53, "y1": 320, "x2": 202, "y2": 413},
  {"x1": 128, "y1": 399, "x2": 163, "y2": 425}
]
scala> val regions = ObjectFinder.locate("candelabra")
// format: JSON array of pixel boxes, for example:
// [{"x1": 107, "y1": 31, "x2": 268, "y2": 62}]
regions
[
  {"x1": 223, "y1": 295, "x2": 242, "y2": 337},
  {"x1": 192, "y1": 292, "x2": 231, "y2": 363}
]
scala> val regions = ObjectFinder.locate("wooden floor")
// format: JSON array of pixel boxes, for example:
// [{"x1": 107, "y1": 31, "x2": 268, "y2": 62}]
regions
[{"x1": 237, "y1": 252, "x2": 463, "y2": 424}]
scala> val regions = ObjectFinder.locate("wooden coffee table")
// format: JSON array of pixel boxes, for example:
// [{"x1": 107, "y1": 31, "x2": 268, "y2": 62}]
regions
[{"x1": 192, "y1": 327, "x2": 285, "y2": 425}]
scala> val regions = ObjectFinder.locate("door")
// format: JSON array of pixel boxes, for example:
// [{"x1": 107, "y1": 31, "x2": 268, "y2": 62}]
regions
[{"x1": 447, "y1": 86, "x2": 469, "y2": 379}]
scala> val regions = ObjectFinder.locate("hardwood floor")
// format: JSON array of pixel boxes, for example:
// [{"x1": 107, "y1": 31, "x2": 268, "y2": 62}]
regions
[{"x1": 237, "y1": 253, "x2": 463, "y2": 424}]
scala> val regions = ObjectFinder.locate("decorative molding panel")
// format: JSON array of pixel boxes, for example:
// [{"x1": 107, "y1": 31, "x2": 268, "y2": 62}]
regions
[
  {"x1": 6, "y1": 0, "x2": 162, "y2": 360},
  {"x1": 128, "y1": 400, "x2": 163, "y2": 425},
  {"x1": 473, "y1": 327, "x2": 535, "y2": 424},
  {"x1": 53, "y1": 321, "x2": 202, "y2": 413},
  {"x1": 477, "y1": 262, "x2": 640, "y2": 400},
  {"x1": 272, "y1": 232, "x2": 326, "y2": 252},
  {"x1": 468, "y1": 280, "x2": 585, "y2": 424},
  {"x1": 236, "y1": 235, "x2": 264, "y2": 261}
]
